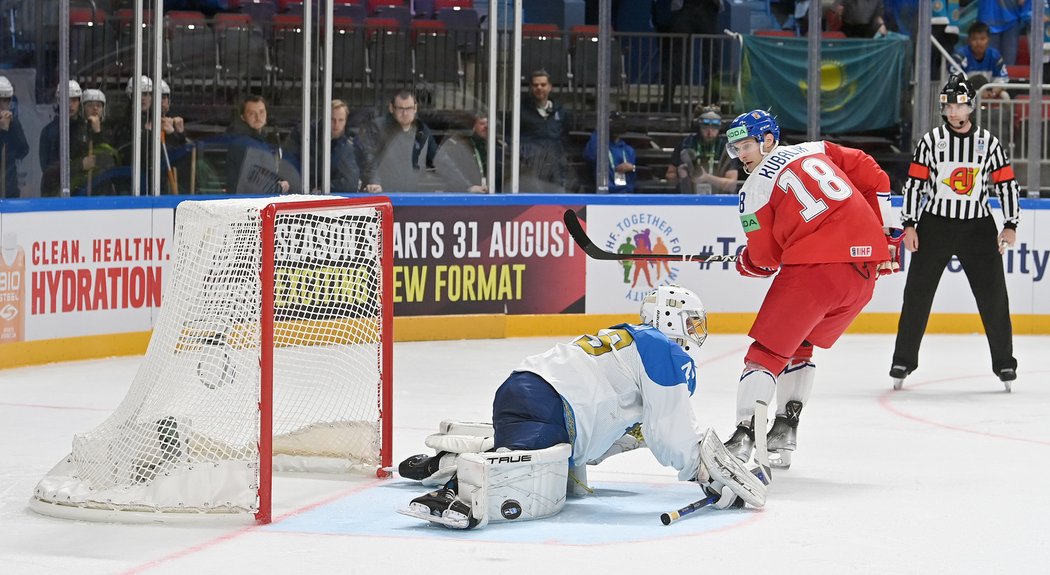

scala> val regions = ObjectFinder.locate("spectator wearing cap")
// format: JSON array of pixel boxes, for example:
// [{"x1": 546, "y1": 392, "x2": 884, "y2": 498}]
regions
[
  {"x1": 666, "y1": 106, "x2": 741, "y2": 194},
  {"x1": 0, "y1": 75, "x2": 29, "y2": 198},
  {"x1": 583, "y1": 112, "x2": 637, "y2": 194},
  {"x1": 39, "y1": 81, "x2": 91, "y2": 197}
]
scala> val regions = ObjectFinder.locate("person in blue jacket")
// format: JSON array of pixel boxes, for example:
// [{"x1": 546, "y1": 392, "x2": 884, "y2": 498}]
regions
[{"x1": 583, "y1": 111, "x2": 637, "y2": 193}]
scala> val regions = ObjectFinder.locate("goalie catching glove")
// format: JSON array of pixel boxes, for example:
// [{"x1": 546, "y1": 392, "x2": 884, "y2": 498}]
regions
[
  {"x1": 735, "y1": 246, "x2": 778, "y2": 279},
  {"x1": 696, "y1": 428, "x2": 767, "y2": 508}
]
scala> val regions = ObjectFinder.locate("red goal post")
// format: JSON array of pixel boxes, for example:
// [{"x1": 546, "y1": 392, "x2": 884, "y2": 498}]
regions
[{"x1": 31, "y1": 196, "x2": 394, "y2": 524}]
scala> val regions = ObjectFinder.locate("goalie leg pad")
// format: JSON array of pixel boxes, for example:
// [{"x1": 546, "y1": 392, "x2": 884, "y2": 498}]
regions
[
  {"x1": 438, "y1": 420, "x2": 495, "y2": 437},
  {"x1": 457, "y1": 443, "x2": 572, "y2": 529},
  {"x1": 700, "y1": 429, "x2": 767, "y2": 508},
  {"x1": 402, "y1": 430, "x2": 496, "y2": 486}
]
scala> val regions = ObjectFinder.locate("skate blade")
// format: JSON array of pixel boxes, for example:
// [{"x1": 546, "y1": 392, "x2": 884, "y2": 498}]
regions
[
  {"x1": 397, "y1": 504, "x2": 471, "y2": 529},
  {"x1": 769, "y1": 451, "x2": 792, "y2": 469}
]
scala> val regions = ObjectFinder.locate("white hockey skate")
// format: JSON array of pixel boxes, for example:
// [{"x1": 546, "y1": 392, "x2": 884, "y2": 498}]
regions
[{"x1": 766, "y1": 401, "x2": 801, "y2": 469}]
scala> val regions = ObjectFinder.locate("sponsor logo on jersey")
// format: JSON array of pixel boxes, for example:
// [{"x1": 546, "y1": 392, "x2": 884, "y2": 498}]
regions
[
  {"x1": 977, "y1": 138, "x2": 986, "y2": 154},
  {"x1": 850, "y1": 246, "x2": 873, "y2": 258},
  {"x1": 942, "y1": 167, "x2": 980, "y2": 196},
  {"x1": 604, "y1": 212, "x2": 684, "y2": 303},
  {"x1": 740, "y1": 213, "x2": 760, "y2": 233}
]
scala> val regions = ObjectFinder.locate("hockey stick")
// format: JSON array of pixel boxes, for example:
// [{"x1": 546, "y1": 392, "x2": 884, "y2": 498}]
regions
[
  {"x1": 753, "y1": 400, "x2": 772, "y2": 485},
  {"x1": 660, "y1": 493, "x2": 718, "y2": 526},
  {"x1": 563, "y1": 209, "x2": 737, "y2": 263}
]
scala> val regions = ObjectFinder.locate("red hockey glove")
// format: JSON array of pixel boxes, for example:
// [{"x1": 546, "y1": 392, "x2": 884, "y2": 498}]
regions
[
  {"x1": 736, "y1": 247, "x2": 778, "y2": 278},
  {"x1": 877, "y1": 229, "x2": 904, "y2": 277}
]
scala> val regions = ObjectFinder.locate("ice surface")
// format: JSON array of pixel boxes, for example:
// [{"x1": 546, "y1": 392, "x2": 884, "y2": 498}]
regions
[{"x1": 1, "y1": 333, "x2": 1047, "y2": 574}]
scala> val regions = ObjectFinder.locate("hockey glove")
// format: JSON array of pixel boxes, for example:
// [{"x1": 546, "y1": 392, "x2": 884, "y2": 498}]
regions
[
  {"x1": 877, "y1": 228, "x2": 904, "y2": 277},
  {"x1": 735, "y1": 247, "x2": 778, "y2": 279}
]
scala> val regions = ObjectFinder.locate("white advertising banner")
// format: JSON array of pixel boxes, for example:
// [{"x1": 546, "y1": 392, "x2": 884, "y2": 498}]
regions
[
  {"x1": 583, "y1": 203, "x2": 1050, "y2": 317},
  {"x1": 0, "y1": 209, "x2": 175, "y2": 342}
]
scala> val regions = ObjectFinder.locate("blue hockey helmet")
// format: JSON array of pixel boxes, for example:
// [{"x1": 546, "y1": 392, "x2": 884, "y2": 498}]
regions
[{"x1": 726, "y1": 109, "x2": 780, "y2": 147}]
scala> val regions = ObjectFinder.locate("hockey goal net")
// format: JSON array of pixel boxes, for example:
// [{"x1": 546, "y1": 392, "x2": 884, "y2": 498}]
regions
[{"x1": 31, "y1": 196, "x2": 393, "y2": 524}]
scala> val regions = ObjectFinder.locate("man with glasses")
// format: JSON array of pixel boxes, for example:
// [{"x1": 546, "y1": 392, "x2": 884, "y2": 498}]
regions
[
  {"x1": 719, "y1": 109, "x2": 899, "y2": 470},
  {"x1": 667, "y1": 107, "x2": 740, "y2": 194},
  {"x1": 359, "y1": 90, "x2": 438, "y2": 193}
]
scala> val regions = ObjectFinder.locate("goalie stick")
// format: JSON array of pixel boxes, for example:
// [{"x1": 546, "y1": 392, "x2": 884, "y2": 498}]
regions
[
  {"x1": 660, "y1": 493, "x2": 719, "y2": 526},
  {"x1": 563, "y1": 209, "x2": 737, "y2": 263},
  {"x1": 753, "y1": 400, "x2": 773, "y2": 485}
]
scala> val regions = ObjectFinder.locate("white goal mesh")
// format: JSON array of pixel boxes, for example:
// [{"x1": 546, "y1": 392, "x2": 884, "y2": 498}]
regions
[{"x1": 31, "y1": 196, "x2": 392, "y2": 523}]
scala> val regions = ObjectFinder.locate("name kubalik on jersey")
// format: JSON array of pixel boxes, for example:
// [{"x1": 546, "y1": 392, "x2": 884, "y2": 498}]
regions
[{"x1": 737, "y1": 141, "x2": 891, "y2": 269}]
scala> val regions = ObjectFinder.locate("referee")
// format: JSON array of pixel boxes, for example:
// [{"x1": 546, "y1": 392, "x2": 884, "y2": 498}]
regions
[{"x1": 889, "y1": 74, "x2": 1020, "y2": 390}]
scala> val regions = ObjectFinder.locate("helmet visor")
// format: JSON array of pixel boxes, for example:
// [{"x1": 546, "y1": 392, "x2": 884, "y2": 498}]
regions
[
  {"x1": 685, "y1": 311, "x2": 708, "y2": 347},
  {"x1": 726, "y1": 138, "x2": 759, "y2": 160}
]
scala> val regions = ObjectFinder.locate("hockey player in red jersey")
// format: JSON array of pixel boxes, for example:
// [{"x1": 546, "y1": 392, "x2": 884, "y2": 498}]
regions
[{"x1": 721, "y1": 110, "x2": 901, "y2": 468}]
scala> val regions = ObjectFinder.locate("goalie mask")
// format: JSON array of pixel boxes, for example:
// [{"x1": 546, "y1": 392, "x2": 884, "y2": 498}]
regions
[{"x1": 640, "y1": 284, "x2": 708, "y2": 355}]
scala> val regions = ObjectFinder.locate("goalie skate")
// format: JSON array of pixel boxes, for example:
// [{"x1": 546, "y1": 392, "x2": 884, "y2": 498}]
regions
[{"x1": 397, "y1": 487, "x2": 478, "y2": 530}]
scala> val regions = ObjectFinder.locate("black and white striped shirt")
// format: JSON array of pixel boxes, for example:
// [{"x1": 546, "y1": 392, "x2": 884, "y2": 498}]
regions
[{"x1": 901, "y1": 124, "x2": 1020, "y2": 229}]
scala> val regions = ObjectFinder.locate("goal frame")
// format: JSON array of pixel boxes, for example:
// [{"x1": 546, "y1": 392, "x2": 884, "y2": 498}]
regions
[{"x1": 257, "y1": 197, "x2": 394, "y2": 524}]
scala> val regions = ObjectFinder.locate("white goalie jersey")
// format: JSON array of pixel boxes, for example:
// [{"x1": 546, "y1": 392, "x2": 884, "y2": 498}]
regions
[{"x1": 514, "y1": 323, "x2": 705, "y2": 481}]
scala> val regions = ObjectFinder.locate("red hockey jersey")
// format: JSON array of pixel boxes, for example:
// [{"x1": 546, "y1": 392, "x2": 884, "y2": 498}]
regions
[{"x1": 737, "y1": 141, "x2": 890, "y2": 268}]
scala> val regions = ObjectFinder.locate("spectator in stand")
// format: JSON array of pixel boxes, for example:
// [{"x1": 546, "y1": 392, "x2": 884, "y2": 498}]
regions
[
  {"x1": 979, "y1": 0, "x2": 1032, "y2": 66},
  {"x1": 77, "y1": 89, "x2": 121, "y2": 195},
  {"x1": 583, "y1": 111, "x2": 637, "y2": 194},
  {"x1": 39, "y1": 81, "x2": 90, "y2": 197},
  {"x1": 834, "y1": 0, "x2": 889, "y2": 38},
  {"x1": 287, "y1": 99, "x2": 362, "y2": 193},
  {"x1": 519, "y1": 69, "x2": 571, "y2": 192},
  {"x1": 0, "y1": 76, "x2": 29, "y2": 198},
  {"x1": 768, "y1": 0, "x2": 810, "y2": 34},
  {"x1": 159, "y1": 80, "x2": 188, "y2": 148},
  {"x1": 225, "y1": 94, "x2": 291, "y2": 195},
  {"x1": 357, "y1": 90, "x2": 438, "y2": 193},
  {"x1": 435, "y1": 111, "x2": 504, "y2": 193},
  {"x1": 952, "y1": 21, "x2": 1011, "y2": 100},
  {"x1": 654, "y1": 0, "x2": 723, "y2": 109},
  {"x1": 667, "y1": 106, "x2": 741, "y2": 194}
]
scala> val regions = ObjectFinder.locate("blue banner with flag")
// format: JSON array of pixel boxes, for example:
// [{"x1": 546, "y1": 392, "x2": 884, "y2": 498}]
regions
[{"x1": 740, "y1": 34, "x2": 909, "y2": 134}]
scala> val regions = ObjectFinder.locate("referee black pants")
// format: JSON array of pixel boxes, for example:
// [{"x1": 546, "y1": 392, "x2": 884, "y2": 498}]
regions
[{"x1": 892, "y1": 213, "x2": 1017, "y2": 375}]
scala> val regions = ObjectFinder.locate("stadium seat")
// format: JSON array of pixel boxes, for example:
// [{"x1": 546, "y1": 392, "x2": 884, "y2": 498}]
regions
[
  {"x1": 241, "y1": 0, "x2": 278, "y2": 24},
  {"x1": 434, "y1": 0, "x2": 474, "y2": 10},
  {"x1": 367, "y1": 17, "x2": 412, "y2": 84},
  {"x1": 410, "y1": 19, "x2": 461, "y2": 84},
  {"x1": 521, "y1": 24, "x2": 568, "y2": 82},
  {"x1": 569, "y1": 25, "x2": 624, "y2": 90},
  {"x1": 330, "y1": 17, "x2": 368, "y2": 86},
  {"x1": 272, "y1": 14, "x2": 306, "y2": 82},
  {"x1": 69, "y1": 8, "x2": 109, "y2": 81},
  {"x1": 166, "y1": 11, "x2": 218, "y2": 82},
  {"x1": 215, "y1": 13, "x2": 270, "y2": 84},
  {"x1": 374, "y1": 4, "x2": 412, "y2": 28},
  {"x1": 435, "y1": 6, "x2": 479, "y2": 54}
]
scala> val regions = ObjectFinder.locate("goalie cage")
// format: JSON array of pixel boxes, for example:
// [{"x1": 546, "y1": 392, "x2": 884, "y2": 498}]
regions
[{"x1": 29, "y1": 196, "x2": 394, "y2": 524}]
